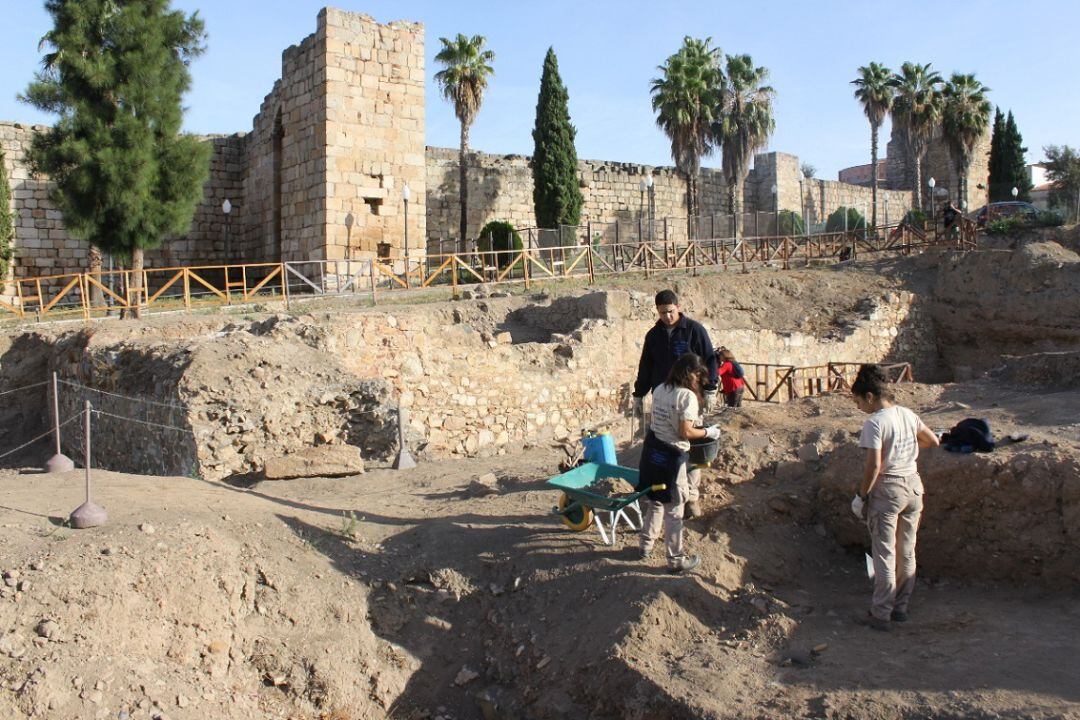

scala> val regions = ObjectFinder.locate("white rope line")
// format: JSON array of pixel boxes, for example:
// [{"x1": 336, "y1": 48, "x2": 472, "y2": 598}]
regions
[
  {"x1": 90, "y1": 409, "x2": 195, "y2": 435},
  {"x1": 58, "y1": 379, "x2": 187, "y2": 411},
  {"x1": 0, "y1": 414, "x2": 81, "y2": 460},
  {"x1": 0, "y1": 381, "x2": 48, "y2": 398}
]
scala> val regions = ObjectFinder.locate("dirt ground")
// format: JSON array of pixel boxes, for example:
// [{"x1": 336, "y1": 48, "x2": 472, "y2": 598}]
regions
[{"x1": 1, "y1": 380, "x2": 1078, "y2": 720}]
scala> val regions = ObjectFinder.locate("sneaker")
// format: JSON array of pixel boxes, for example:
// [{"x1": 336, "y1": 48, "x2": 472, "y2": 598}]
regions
[
  {"x1": 890, "y1": 609, "x2": 909, "y2": 623},
  {"x1": 639, "y1": 546, "x2": 653, "y2": 561},
  {"x1": 668, "y1": 554, "x2": 701, "y2": 574},
  {"x1": 855, "y1": 612, "x2": 892, "y2": 632},
  {"x1": 684, "y1": 500, "x2": 703, "y2": 519}
]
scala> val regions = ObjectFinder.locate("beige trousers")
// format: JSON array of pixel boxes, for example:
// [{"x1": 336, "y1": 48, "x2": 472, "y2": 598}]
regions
[
  {"x1": 686, "y1": 467, "x2": 701, "y2": 503},
  {"x1": 640, "y1": 461, "x2": 690, "y2": 567},
  {"x1": 868, "y1": 473, "x2": 924, "y2": 621}
]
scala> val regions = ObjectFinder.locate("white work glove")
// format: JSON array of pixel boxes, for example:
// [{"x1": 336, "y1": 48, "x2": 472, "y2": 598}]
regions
[
  {"x1": 850, "y1": 494, "x2": 865, "y2": 519},
  {"x1": 632, "y1": 396, "x2": 644, "y2": 418},
  {"x1": 704, "y1": 425, "x2": 721, "y2": 441},
  {"x1": 703, "y1": 390, "x2": 718, "y2": 412}
]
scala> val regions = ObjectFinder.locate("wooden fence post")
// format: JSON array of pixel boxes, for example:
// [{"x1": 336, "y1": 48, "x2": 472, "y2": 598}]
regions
[
  {"x1": 180, "y1": 268, "x2": 190, "y2": 310},
  {"x1": 280, "y1": 263, "x2": 289, "y2": 310}
]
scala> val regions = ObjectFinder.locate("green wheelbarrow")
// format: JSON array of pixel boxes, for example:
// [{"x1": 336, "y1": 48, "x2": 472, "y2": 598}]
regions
[{"x1": 547, "y1": 462, "x2": 666, "y2": 546}]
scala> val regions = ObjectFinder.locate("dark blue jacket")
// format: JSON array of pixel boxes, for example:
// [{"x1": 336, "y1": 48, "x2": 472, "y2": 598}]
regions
[{"x1": 633, "y1": 314, "x2": 718, "y2": 397}]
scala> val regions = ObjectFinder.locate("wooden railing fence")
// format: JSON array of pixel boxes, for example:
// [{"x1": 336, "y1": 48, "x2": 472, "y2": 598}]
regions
[{"x1": 0, "y1": 220, "x2": 977, "y2": 325}]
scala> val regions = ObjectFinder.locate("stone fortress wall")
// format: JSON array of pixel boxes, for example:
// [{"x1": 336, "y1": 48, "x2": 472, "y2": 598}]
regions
[
  {"x1": 2, "y1": 6, "x2": 930, "y2": 296},
  {"x1": 886, "y1": 126, "x2": 991, "y2": 212},
  {"x1": 425, "y1": 148, "x2": 914, "y2": 251}
]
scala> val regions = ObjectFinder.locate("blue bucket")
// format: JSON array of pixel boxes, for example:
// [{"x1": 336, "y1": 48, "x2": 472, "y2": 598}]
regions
[{"x1": 581, "y1": 432, "x2": 617, "y2": 465}]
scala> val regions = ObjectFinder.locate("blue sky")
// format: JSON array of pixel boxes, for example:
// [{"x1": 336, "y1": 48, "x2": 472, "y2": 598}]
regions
[{"x1": 2, "y1": 0, "x2": 1077, "y2": 178}]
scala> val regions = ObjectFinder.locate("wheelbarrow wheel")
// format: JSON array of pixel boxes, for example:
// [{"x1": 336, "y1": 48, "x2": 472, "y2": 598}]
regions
[{"x1": 558, "y1": 492, "x2": 594, "y2": 532}]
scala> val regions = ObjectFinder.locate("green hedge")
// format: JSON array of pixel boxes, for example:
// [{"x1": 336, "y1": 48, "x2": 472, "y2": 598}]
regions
[
  {"x1": 777, "y1": 210, "x2": 805, "y2": 236},
  {"x1": 825, "y1": 206, "x2": 866, "y2": 233},
  {"x1": 477, "y1": 220, "x2": 523, "y2": 269},
  {"x1": 903, "y1": 209, "x2": 928, "y2": 227}
]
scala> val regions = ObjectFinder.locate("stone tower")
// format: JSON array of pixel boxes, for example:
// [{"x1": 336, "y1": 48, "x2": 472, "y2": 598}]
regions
[{"x1": 242, "y1": 7, "x2": 425, "y2": 263}]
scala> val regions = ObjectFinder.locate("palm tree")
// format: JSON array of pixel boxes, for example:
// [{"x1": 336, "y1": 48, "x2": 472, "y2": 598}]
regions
[
  {"x1": 650, "y1": 37, "x2": 724, "y2": 234},
  {"x1": 434, "y1": 34, "x2": 495, "y2": 251},
  {"x1": 851, "y1": 62, "x2": 893, "y2": 229},
  {"x1": 942, "y1": 73, "x2": 992, "y2": 210},
  {"x1": 717, "y1": 54, "x2": 775, "y2": 237},
  {"x1": 890, "y1": 62, "x2": 943, "y2": 211}
]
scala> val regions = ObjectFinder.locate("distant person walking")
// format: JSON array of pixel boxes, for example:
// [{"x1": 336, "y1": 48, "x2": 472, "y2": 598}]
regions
[
  {"x1": 638, "y1": 353, "x2": 719, "y2": 573},
  {"x1": 716, "y1": 347, "x2": 746, "y2": 407},
  {"x1": 633, "y1": 289, "x2": 718, "y2": 518},
  {"x1": 849, "y1": 364, "x2": 939, "y2": 631}
]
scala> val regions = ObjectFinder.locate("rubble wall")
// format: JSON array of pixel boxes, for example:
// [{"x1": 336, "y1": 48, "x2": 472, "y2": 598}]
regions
[
  {"x1": 931, "y1": 240, "x2": 1080, "y2": 376},
  {"x1": 1, "y1": 272, "x2": 929, "y2": 478},
  {"x1": 818, "y1": 441, "x2": 1080, "y2": 587}
]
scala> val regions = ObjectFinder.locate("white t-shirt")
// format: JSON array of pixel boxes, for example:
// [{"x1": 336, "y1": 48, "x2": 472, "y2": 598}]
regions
[
  {"x1": 859, "y1": 405, "x2": 925, "y2": 477},
  {"x1": 650, "y1": 383, "x2": 699, "y2": 452}
]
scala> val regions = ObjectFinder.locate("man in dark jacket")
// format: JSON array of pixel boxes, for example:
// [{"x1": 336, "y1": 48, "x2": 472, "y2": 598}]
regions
[{"x1": 632, "y1": 289, "x2": 718, "y2": 518}]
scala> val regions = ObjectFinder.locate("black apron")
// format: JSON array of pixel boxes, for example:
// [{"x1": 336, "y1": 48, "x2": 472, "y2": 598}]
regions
[{"x1": 637, "y1": 429, "x2": 687, "y2": 504}]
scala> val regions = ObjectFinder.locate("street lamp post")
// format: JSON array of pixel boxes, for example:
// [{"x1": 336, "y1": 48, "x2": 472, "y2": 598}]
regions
[
  {"x1": 798, "y1": 176, "x2": 806, "y2": 238},
  {"x1": 884, "y1": 195, "x2": 889, "y2": 227},
  {"x1": 402, "y1": 182, "x2": 411, "y2": 288},
  {"x1": 770, "y1": 183, "x2": 778, "y2": 236},
  {"x1": 927, "y1": 177, "x2": 936, "y2": 222},
  {"x1": 645, "y1": 173, "x2": 655, "y2": 243},
  {"x1": 221, "y1": 198, "x2": 232, "y2": 261},
  {"x1": 639, "y1": 178, "x2": 646, "y2": 242}
]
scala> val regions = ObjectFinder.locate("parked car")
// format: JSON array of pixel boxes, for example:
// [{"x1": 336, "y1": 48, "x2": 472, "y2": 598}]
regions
[{"x1": 969, "y1": 201, "x2": 1038, "y2": 227}]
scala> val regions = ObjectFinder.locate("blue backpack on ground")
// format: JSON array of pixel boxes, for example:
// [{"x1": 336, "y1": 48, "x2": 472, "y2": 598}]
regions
[{"x1": 941, "y1": 418, "x2": 996, "y2": 453}]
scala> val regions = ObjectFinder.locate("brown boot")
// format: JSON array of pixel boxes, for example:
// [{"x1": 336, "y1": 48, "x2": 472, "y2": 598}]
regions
[{"x1": 684, "y1": 500, "x2": 703, "y2": 519}]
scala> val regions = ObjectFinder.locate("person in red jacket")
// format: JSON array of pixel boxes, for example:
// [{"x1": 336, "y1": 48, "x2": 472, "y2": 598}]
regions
[{"x1": 717, "y1": 347, "x2": 746, "y2": 407}]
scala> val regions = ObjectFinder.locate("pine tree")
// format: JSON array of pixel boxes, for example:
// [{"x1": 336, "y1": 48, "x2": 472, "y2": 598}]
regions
[
  {"x1": 987, "y1": 107, "x2": 1006, "y2": 201},
  {"x1": 0, "y1": 150, "x2": 14, "y2": 287},
  {"x1": 21, "y1": 0, "x2": 211, "y2": 317},
  {"x1": 1003, "y1": 111, "x2": 1032, "y2": 201},
  {"x1": 531, "y1": 48, "x2": 583, "y2": 229}
]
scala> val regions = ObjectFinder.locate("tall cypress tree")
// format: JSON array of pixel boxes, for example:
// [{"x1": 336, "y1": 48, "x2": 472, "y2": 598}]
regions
[
  {"x1": 987, "y1": 107, "x2": 1006, "y2": 201},
  {"x1": 1003, "y1": 111, "x2": 1032, "y2": 201},
  {"x1": 0, "y1": 150, "x2": 13, "y2": 287},
  {"x1": 531, "y1": 48, "x2": 583, "y2": 230},
  {"x1": 21, "y1": 0, "x2": 210, "y2": 317}
]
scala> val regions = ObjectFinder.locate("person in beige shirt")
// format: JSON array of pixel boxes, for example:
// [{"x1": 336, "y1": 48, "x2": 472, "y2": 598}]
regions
[{"x1": 850, "y1": 364, "x2": 939, "y2": 631}]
